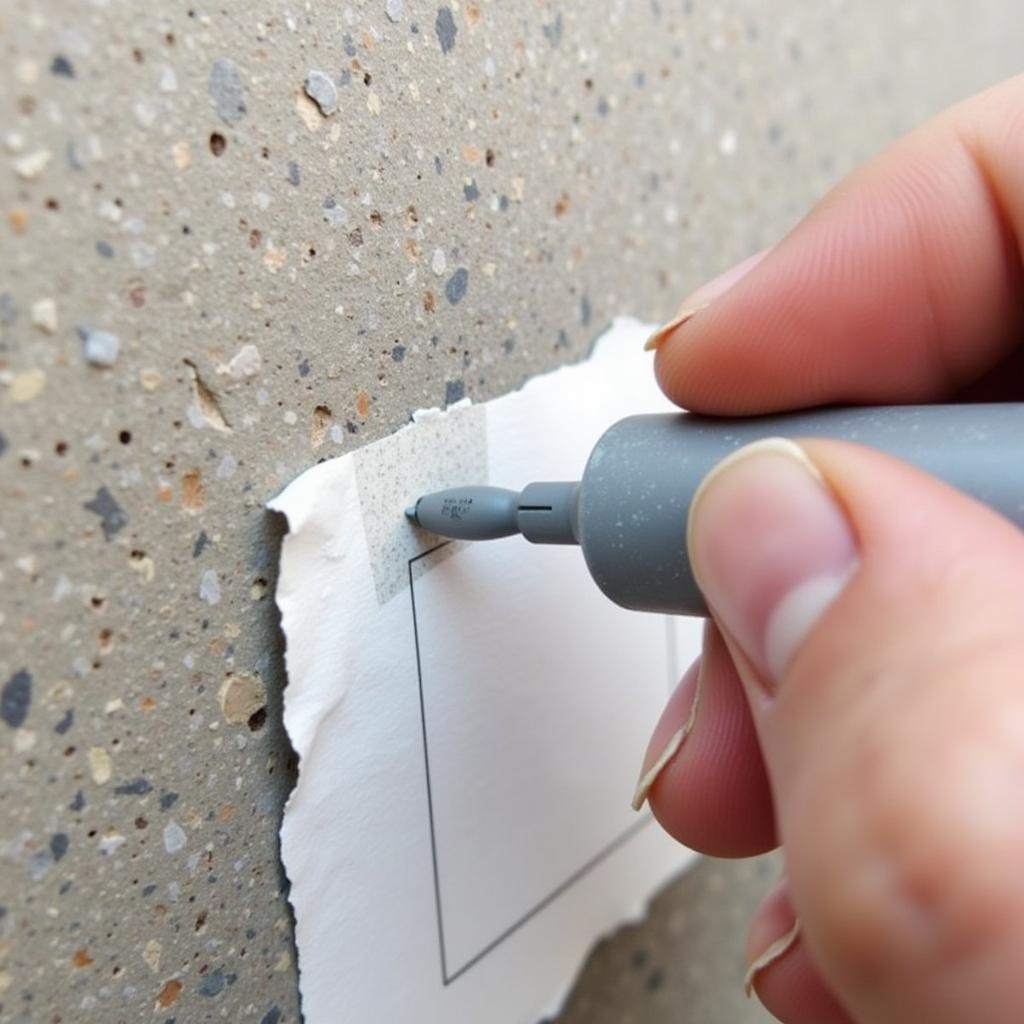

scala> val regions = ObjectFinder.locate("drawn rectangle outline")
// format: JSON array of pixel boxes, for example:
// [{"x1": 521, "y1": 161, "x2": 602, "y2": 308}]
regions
[{"x1": 408, "y1": 543, "x2": 653, "y2": 985}]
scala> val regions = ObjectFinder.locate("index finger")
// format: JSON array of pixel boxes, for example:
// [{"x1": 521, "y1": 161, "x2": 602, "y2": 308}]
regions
[{"x1": 653, "y1": 74, "x2": 1024, "y2": 414}]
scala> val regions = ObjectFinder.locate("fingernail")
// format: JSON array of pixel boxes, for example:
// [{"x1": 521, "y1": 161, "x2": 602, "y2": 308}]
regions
[
  {"x1": 643, "y1": 304, "x2": 709, "y2": 351},
  {"x1": 631, "y1": 658, "x2": 703, "y2": 810},
  {"x1": 744, "y1": 917, "x2": 801, "y2": 997},
  {"x1": 688, "y1": 439, "x2": 858, "y2": 686},
  {"x1": 644, "y1": 248, "x2": 771, "y2": 352}
]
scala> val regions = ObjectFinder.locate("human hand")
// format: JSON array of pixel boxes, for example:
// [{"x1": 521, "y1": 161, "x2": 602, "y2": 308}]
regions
[{"x1": 635, "y1": 75, "x2": 1024, "y2": 1023}]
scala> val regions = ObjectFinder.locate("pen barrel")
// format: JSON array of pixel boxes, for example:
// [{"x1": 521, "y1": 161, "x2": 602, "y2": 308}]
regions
[{"x1": 577, "y1": 403, "x2": 1024, "y2": 617}]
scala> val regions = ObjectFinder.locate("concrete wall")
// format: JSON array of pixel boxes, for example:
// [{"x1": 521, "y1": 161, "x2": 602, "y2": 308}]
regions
[{"x1": 2, "y1": 2, "x2": 1019, "y2": 1021}]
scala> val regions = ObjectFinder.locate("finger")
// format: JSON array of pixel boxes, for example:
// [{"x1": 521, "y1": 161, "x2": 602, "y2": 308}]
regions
[
  {"x1": 688, "y1": 437, "x2": 1024, "y2": 1023},
  {"x1": 635, "y1": 621, "x2": 776, "y2": 858},
  {"x1": 746, "y1": 878, "x2": 855, "y2": 1024},
  {"x1": 652, "y1": 73, "x2": 1024, "y2": 413}
]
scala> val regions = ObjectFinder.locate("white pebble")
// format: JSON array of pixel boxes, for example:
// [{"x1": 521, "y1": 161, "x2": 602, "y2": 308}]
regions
[
  {"x1": 431, "y1": 248, "x2": 446, "y2": 275},
  {"x1": 13, "y1": 149, "x2": 51, "y2": 180},
  {"x1": 163, "y1": 821, "x2": 187, "y2": 854},
  {"x1": 225, "y1": 343, "x2": 262, "y2": 378},
  {"x1": 83, "y1": 329, "x2": 120, "y2": 367},
  {"x1": 199, "y1": 569, "x2": 221, "y2": 605},
  {"x1": 30, "y1": 298, "x2": 58, "y2": 335}
]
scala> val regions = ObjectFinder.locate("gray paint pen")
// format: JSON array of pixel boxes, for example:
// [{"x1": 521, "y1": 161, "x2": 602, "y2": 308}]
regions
[{"x1": 406, "y1": 403, "x2": 1024, "y2": 616}]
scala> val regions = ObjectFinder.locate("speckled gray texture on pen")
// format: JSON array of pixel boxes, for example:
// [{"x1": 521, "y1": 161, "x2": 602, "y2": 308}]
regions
[{"x1": 1, "y1": 1, "x2": 1020, "y2": 1022}]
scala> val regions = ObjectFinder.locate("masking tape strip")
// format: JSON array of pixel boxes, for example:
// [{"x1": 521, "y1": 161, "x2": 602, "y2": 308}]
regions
[{"x1": 353, "y1": 402, "x2": 488, "y2": 606}]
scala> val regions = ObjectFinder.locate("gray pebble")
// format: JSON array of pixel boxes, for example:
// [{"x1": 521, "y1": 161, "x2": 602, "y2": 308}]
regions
[
  {"x1": 209, "y1": 58, "x2": 246, "y2": 125},
  {"x1": 385, "y1": 0, "x2": 404, "y2": 22},
  {"x1": 435, "y1": 7, "x2": 457, "y2": 53},
  {"x1": 83, "y1": 329, "x2": 120, "y2": 367},
  {"x1": 2, "y1": 669, "x2": 32, "y2": 728},
  {"x1": 305, "y1": 70, "x2": 338, "y2": 116},
  {"x1": 445, "y1": 267, "x2": 469, "y2": 304}
]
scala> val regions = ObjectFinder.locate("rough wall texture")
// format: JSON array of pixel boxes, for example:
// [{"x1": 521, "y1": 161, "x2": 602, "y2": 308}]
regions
[{"x1": 1, "y1": 2, "x2": 1019, "y2": 1022}]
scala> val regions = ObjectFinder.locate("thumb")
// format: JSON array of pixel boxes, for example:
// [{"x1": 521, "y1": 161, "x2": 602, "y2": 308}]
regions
[{"x1": 688, "y1": 437, "x2": 1024, "y2": 1024}]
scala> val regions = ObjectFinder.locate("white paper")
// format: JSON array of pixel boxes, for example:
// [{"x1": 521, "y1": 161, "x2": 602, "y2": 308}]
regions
[{"x1": 270, "y1": 318, "x2": 703, "y2": 1024}]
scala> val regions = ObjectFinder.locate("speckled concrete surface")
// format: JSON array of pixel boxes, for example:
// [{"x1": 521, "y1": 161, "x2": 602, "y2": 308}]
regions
[{"x1": 1, "y1": 2, "x2": 1020, "y2": 1022}]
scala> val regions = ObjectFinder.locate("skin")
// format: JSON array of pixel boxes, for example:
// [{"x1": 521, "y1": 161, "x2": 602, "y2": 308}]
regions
[{"x1": 641, "y1": 73, "x2": 1024, "y2": 1023}]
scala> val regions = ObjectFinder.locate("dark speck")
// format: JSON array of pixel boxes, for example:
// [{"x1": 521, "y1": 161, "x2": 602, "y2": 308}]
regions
[
  {"x1": 444, "y1": 379, "x2": 465, "y2": 406},
  {"x1": 767, "y1": 123, "x2": 783, "y2": 144},
  {"x1": 193, "y1": 530, "x2": 209, "y2": 558},
  {"x1": 391, "y1": 344, "x2": 406, "y2": 362},
  {"x1": 160, "y1": 790, "x2": 179, "y2": 811},
  {"x1": 51, "y1": 55, "x2": 75, "y2": 78},
  {"x1": 580, "y1": 294, "x2": 592, "y2": 325},
  {"x1": 343, "y1": 33, "x2": 358, "y2": 57},
  {"x1": 556, "y1": 328, "x2": 569, "y2": 349},
  {"x1": 69, "y1": 790, "x2": 85, "y2": 812},
  {"x1": 142, "y1": 884, "x2": 157, "y2": 897},
  {"x1": 287, "y1": 161, "x2": 300, "y2": 186},
  {"x1": 502, "y1": 337, "x2": 515, "y2": 354},
  {"x1": 2, "y1": 669, "x2": 32, "y2": 728},
  {"x1": 298, "y1": 358, "x2": 310, "y2": 377},
  {"x1": 96, "y1": 240, "x2": 115, "y2": 258},
  {"x1": 498, "y1": 194, "x2": 509, "y2": 211},
  {"x1": 631, "y1": 947, "x2": 649, "y2": 970},
  {"x1": 542, "y1": 12, "x2": 563, "y2": 47},
  {"x1": 597, "y1": 96, "x2": 610, "y2": 117},
  {"x1": 445, "y1": 267, "x2": 469, "y2": 304},
  {"x1": 0, "y1": 432, "x2": 7, "y2": 456},
  {"x1": 434, "y1": 156, "x2": 443, "y2": 175},
  {"x1": 261, "y1": 1008, "x2": 282, "y2": 1024},
  {"x1": 84, "y1": 486, "x2": 128, "y2": 540},
  {"x1": 647, "y1": 966, "x2": 666, "y2": 991},
  {"x1": 114, "y1": 778, "x2": 154, "y2": 796},
  {"x1": 55, "y1": 708, "x2": 74, "y2": 734},
  {"x1": 435, "y1": 7, "x2": 457, "y2": 53},
  {"x1": 50, "y1": 833, "x2": 70, "y2": 862},
  {"x1": 463, "y1": 179, "x2": 479, "y2": 201}
]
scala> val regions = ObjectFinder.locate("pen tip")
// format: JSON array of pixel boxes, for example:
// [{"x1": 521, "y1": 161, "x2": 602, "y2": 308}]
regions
[{"x1": 404, "y1": 504, "x2": 419, "y2": 524}]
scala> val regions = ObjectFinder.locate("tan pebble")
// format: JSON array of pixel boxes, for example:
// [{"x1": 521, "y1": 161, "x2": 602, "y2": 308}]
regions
[
  {"x1": 87, "y1": 746, "x2": 112, "y2": 785},
  {"x1": 218, "y1": 672, "x2": 266, "y2": 724},
  {"x1": 11, "y1": 369, "x2": 46, "y2": 403},
  {"x1": 13, "y1": 149, "x2": 51, "y2": 180},
  {"x1": 15, "y1": 57, "x2": 39, "y2": 85},
  {"x1": 181, "y1": 468, "x2": 205, "y2": 512},
  {"x1": 71, "y1": 948, "x2": 93, "y2": 969},
  {"x1": 367, "y1": 91, "x2": 381, "y2": 116},
  {"x1": 142, "y1": 939, "x2": 162, "y2": 973},
  {"x1": 263, "y1": 245, "x2": 287, "y2": 272},
  {"x1": 13, "y1": 728, "x2": 36, "y2": 753},
  {"x1": 155, "y1": 978, "x2": 182, "y2": 1008},
  {"x1": 9, "y1": 207, "x2": 29, "y2": 233},
  {"x1": 30, "y1": 297, "x2": 58, "y2": 334},
  {"x1": 140, "y1": 368, "x2": 162, "y2": 391},
  {"x1": 129, "y1": 553, "x2": 156, "y2": 583},
  {"x1": 170, "y1": 141, "x2": 192, "y2": 171},
  {"x1": 0, "y1": 970, "x2": 11, "y2": 995},
  {"x1": 294, "y1": 89, "x2": 323, "y2": 132}
]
